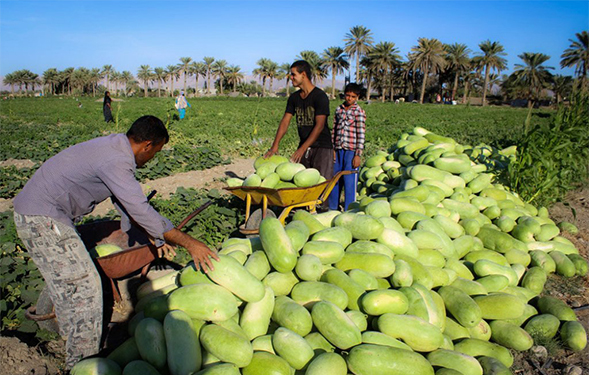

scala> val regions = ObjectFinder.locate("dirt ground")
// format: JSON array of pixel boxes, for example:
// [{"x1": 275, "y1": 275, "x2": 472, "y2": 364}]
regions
[
  {"x1": 1, "y1": 161, "x2": 588, "y2": 375},
  {"x1": 0, "y1": 158, "x2": 255, "y2": 214}
]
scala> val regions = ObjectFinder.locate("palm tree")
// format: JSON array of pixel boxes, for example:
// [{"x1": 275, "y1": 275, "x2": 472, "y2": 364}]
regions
[
  {"x1": 4, "y1": 73, "x2": 16, "y2": 95},
  {"x1": 111, "y1": 71, "x2": 122, "y2": 96},
  {"x1": 166, "y1": 65, "x2": 179, "y2": 96},
  {"x1": 203, "y1": 57, "x2": 215, "y2": 94},
  {"x1": 560, "y1": 31, "x2": 588, "y2": 90},
  {"x1": 462, "y1": 59, "x2": 482, "y2": 104},
  {"x1": 71, "y1": 68, "x2": 89, "y2": 94},
  {"x1": 445, "y1": 43, "x2": 472, "y2": 101},
  {"x1": 190, "y1": 62, "x2": 206, "y2": 96},
  {"x1": 321, "y1": 46, "x2": 349, "y2": 99},
  {"x1": 279, "y1": 63, "x2": 292, "y2": 96},
  {"x1": 42, "y1": 68, "x2": 60, "y2": 95},
  {"x1": 266, "y1": 60, "x2": 279, "y2": 94},
  {"x1": 89, "y1": 68, "x2": 101, "y2": 97},
  {"x1": 475, "y1": 40, "x2": 507, "y2": 106},
  {"x1": 511, "y1": 52, "x2": 554, "y2": 109},
  {"x1": 254, "y1": 58, "x2": 271, "y2": 96},
  {"x1": 296, "y1": 51, "x2": 327, "y2": 82},
  {"x1": 62, "y1": 67, "x2": 75, "y2": 96},
  {"x1": 137, "y1": 65, "x2": 153, "y2": 97},
  {"x1": 153, "y1": 67, "x2": 167, "y2": 97},
  {"x1": 226, "y1": 65, "x2": 244, "y2": 93},
  {"x1": 178, "y1": 57, "x2": 193, "y2": 94},
  {"x1": 120, "y1": 71, "x2": 134, "y2": 96},
  {"x1": 102, "y1": 65, "x2": 113, "y2": 91},
  {"x1": 360, "y1": 55, "x2": 377, "y2": 100},
  {"x1": 369, "y1": 42, "x2": 401, "y2": 102},
  {"x1": 344, "y1": 25, "x2": 374, "y2": 83},
  {"x1": 409, "y1": 38, "x2": 447, "y2": 104},
  {"x1": 551, "y1": 75, "x2": 573, "y2": 105},
  {"x1": 212, "y1": 59, "x2": 228, "y2": 95}
]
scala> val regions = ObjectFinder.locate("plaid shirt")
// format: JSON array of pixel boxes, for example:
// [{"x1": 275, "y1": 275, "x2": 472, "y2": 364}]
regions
[{"x1": 332, "y1": 103, "x2": 366, "y2": 154}]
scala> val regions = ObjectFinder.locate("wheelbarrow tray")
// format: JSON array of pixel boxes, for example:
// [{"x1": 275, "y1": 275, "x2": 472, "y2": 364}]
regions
[
  {"x1": 225, "y1": 180, "x2": 331, "y2": 207},
  {"x1": 77, "y1": 221, "x2": 157, "y2": 279}
]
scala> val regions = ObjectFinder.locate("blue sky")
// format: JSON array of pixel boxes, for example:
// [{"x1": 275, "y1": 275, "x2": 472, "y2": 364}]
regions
[{"x1": 1, "y1": 0, "x2": 587, "y2": 79}]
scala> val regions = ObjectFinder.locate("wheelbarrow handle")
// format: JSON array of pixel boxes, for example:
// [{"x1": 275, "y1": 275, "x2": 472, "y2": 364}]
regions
[
  {"x1": 25, "y1": 305, "x2": 56, "y2": 322},
  {"x1": 176, "y1": 201, "x2": 213, "y2": 230},
  {"x1": 318, "y1": 170, "x2": 357, "y2": 203}
]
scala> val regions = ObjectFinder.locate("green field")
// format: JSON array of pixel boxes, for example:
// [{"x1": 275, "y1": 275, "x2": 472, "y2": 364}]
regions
[{"x1": 1, "y1": 96, "x2": 552, "y2": 163}]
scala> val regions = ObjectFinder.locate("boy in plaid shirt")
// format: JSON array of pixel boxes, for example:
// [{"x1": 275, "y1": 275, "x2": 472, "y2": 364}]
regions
[{"x1": 328, "y1": 83, "x2": 366, "y2": 210}]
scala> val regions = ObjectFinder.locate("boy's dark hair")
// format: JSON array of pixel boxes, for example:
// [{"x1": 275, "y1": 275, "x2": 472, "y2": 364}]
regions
[
  {"x1": 291, "y1": 60, "x2": 313, "y2": 81},
  {"x1": 127, "y1": 115, "x2": 169, "y2": 145},
  {"x1": 344, "y1": 83, "x2": 362, "y2": 96}
]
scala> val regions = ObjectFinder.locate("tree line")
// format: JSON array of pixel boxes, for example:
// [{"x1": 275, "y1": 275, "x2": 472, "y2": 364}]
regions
[{"x1": 2, "y1": 28, "x2": 587, "y2": 107}]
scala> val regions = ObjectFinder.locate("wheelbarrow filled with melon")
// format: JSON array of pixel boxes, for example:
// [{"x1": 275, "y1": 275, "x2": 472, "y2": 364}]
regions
[{"x1": 225, "y1": 155, "x2": 355, "y2": 235}]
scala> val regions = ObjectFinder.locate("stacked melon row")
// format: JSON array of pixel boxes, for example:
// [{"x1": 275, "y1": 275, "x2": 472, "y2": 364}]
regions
[
  {"x1": 71, "y1": 127, "x2": 589, "y2": 375},
  {"x1": 226, "y1": 155, "x2": 327, "y2": 189}
]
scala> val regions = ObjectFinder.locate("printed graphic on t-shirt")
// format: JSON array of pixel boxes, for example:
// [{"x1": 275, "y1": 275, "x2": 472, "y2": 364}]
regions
[{"x1": 295, "y1": 106, "x2": 315, "y2": 128}]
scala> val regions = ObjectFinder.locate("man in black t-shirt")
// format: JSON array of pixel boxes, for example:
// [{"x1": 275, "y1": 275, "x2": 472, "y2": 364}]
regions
[{"x1": 265, "y1": 60, "x2": 334, "y2": 180}]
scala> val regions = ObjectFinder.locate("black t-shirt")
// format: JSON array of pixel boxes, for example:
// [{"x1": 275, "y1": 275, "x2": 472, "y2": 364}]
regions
[{"x1": 285, "y1": 87, "x2": 332, "y2": 149}]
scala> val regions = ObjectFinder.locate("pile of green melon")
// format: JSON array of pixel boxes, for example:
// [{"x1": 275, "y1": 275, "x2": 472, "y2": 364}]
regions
[
  {"x1": 226, "y1": 155, "x2": 327, "y2": 189},
  {"x1": 72, "y1": 127, "x2": 588, "y2": 375}
]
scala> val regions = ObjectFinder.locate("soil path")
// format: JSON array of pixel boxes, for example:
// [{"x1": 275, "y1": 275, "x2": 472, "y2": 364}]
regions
[{"x1": 0, "y1": 158, "x2": 255, "y2": 214}]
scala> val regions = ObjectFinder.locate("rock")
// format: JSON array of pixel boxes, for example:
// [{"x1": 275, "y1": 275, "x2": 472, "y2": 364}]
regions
[
  {"x1": 531, "y1": 345, "x2": 548, "y2": 361},
  {"x1": 564, "y1": 365, "x2": 583, "y2": 375}
]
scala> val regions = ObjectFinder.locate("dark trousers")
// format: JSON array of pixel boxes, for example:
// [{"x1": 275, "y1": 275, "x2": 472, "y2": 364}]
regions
[{"x1": 300, "y1": 147, "x2": 334, "y2": 180}]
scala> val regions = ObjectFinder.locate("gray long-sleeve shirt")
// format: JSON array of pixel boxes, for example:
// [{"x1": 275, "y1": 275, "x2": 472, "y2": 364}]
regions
[{"x1": 13, "y1": 134, "x2": 174, "y2": 246}]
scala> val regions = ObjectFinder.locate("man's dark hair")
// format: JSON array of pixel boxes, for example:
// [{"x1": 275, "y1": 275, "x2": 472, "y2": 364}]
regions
[
  {"x1": 126, "y1": 115, "x2": 169, "y2": 145},
  {"x1": 344, "y1": 83, "x2": 362, "y2": 96},
  {"x1": 291, "y1": 60, "x2": 313, "y2": 81}
]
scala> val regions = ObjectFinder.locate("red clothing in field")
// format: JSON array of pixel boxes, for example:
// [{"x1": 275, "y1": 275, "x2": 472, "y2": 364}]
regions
[{"x1": 332, "y1": 102, "x2": 366, "y2": 153}]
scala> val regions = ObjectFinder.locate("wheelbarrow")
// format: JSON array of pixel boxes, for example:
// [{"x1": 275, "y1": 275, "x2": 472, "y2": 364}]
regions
[
  {"x1": 25, "y1": 201, "x2": 212, "y2": 331},
  {"x1": 225, "y1": 170, "x2": 356, "y2": 235}
]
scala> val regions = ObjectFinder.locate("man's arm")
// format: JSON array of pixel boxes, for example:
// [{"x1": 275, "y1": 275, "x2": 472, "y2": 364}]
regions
[
  {"x1": 291, "y1": 114, "x2": 327, "y2": 163},
  {"x1": 164, "y1": 228, "x2": 219, "y2": 272},
  {"x1": 265, "y1": 112, "x2": 293, "y2": 158}
]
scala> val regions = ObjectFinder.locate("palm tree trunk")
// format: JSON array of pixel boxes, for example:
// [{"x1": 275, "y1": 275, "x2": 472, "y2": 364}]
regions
[
  {"x1": 286, "y1": 79, "x2": 290, "y2": 96},
  {"x1": 356, "y1": 54, "x2": 360, "y2": 83},
  {"x1": 144, "y1": 82, "x2": 148, "y2": 97},
  {"x1": 482, "y1": 66, "x2": 490, "y2": 106},
  {"x1": 366, "y1": 73, "x2": 372, "y2": 101},
  {"x1": 207, "y1": 71, "x2": 212, "y2": 94},
  {"x1": 158, "y1": 81, "x2": 161, "y2": 97},
  {"x1": 463, "y1": 80, "x2": 470, "y2": 104},
  {"x1": 171, "y1": 76, "x2": 175, "y2": 97},
  {"x1": 332, "y1": 70, "x2": 336, "y2": 99},
  {"x1": 269, "y1": 77, "x2": 274, "y2": 94},
  {"x1": 419, "y1": 66, "x2": 429, "y2": 104},
  {"x1": 220, "y1": 78, "x2": 224, "y2": 94},
  {"x1": 389, "y1": 73, "x2": 395, "y2": 102},
  {"x1": 183, "y1": 70, "x2": 187, "y2": 94},
  {"x1": 195, "y1": 77, "x2": 199, "y2": 97},
  {"x1": 262, "y1": 77, "x2": 266, "y2": 97},
  {"x1": 452, "y1": 72, "x2": 459, "y2": 101}
]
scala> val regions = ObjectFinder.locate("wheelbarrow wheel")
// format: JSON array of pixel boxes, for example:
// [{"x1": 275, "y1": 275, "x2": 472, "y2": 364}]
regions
[
  {"x1": 245, "y1": 208, "x2": 277, "y2": 232},
  {"x1": 30, "y1": 286, "x2": 60, "y2": 334}
]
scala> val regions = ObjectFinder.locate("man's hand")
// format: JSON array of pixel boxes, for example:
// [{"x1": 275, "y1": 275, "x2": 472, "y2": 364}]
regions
[
  {"x1": 185, "y1": 240, "x2": 219, "y2": 274},
  {"x1": 163, "y1": 228, "x2": 220, "y2": 273},
  {"x1": 352, "y1": 155, "x2": 361, "y2": 169},
  {"x1": 264, "y1": 148, "x2": 278, "y2": 159},
  {"x1": 157, "y1": 243, "x2": 177, "y2": 260},
  {"x1": 333, "y1": 150, "x2": 337, "y2": 162},
  {"x1": 291, "y1": 148, "x2": 306, "y2": 163}
]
